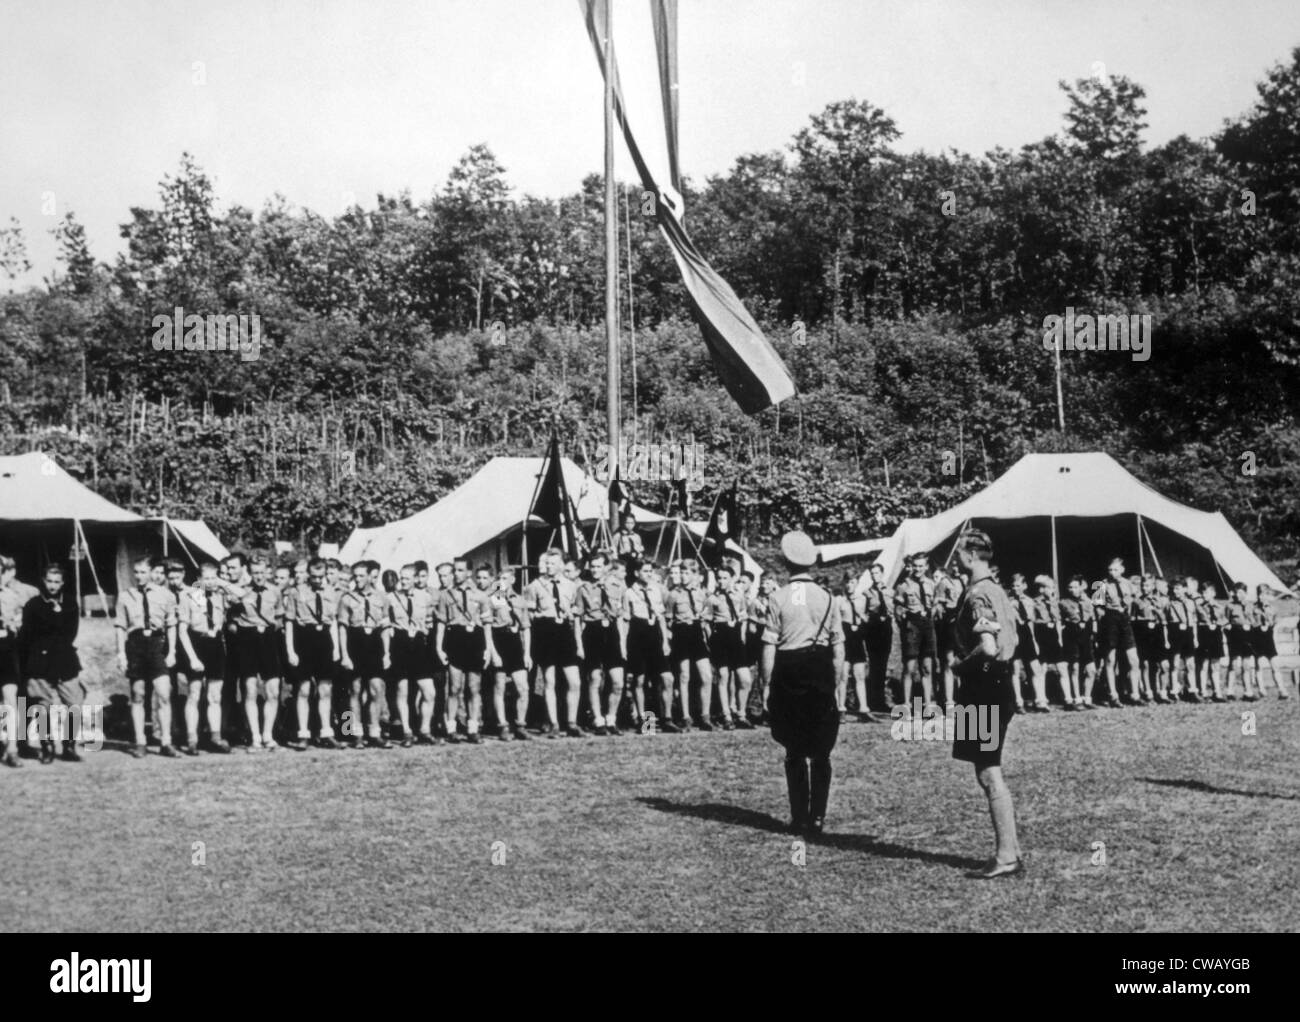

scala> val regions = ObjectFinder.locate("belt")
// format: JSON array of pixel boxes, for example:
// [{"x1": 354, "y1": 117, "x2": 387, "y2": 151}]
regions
[{"x1": 129, "y1": 628, "x2": 159, "y2": 638}]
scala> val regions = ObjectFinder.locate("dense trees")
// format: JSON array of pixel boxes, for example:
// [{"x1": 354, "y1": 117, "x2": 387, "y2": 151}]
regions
[{"x1": 3, "y1": 51, "x2": 1300, "y2": 566}]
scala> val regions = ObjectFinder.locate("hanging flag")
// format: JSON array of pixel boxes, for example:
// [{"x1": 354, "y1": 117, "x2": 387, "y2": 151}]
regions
[
  {"x1": 665, "y1": 475, "x2": 691, "y2": 521},
  {"x1": 531, "y1": 435, "x2": 585, "y2": 556},
  {"x1": 577, "y1": 0, "x2": 795, "y2": 415},
  {"x1": 650, "y1": 0, "x2": 682, "y2": 211},
  {"x1": 608, "y1": 467, "x2": 633, "y2": 521},
  {"x1": 701, "y1": 481, "x2": 738, "y2": 567}
]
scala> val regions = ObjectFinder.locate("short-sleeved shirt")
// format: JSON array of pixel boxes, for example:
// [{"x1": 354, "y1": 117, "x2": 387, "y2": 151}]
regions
[
  {"x1": 746, "y1": 595, "x2": 769, "y2": 630},
  {"x1": 116, "y1": 584, "x2": 178, "y2": 633},
  {"x1": 438, "y1": 584, "x2": 492, "y2": 629},
  {"x1": 894, "y1": 577, "x2": 933, "y2": 616},
  {"x1": 573, "y1": 578, "x2": 627, "y2": 624},
  {"x1": 386, "y1": 587, "x2": 434, "y2": 633},
  {"x1": 613, "y1": 531, "x2": 644, "y2": 561},
  {"x1": 283, "y1": 583, "x2": 340, "y2": 627},
  {"x1": 229, "y1": 584, "x2": 282, "y2": 630},
  {"x1": 486, "y1": 591, "x2": 530, "y2": 629},
  {"x1": 1059, "y1": 596, "x2": 1084, "y2": 626},
  {"x1": 1097, "y1": 578, "x2": 1134, "y2": 613},
  {"x1": 934, "y1": 576, "x2": 962, "y2": 617},
  {"x1": 524, "y1": 576, "x2": 575, "y2": 621},
  {"x1": 708, "y1": 587, "x2": 748, "y2": 626},
  {"x1": 953, "y1": 576, "x2": 1017, "y2": 662},
  {"x1": 179, "y1": 585, "x2": 229, "y2": 634},
  {"x1": 667, "y1": 585, "x2": 707, "y2": 626},
  {"x1": 1032, "y1": 595, "x2": 1060, "y2": 627},
  {"x1": 624, "y1": 583, "x2": 666, "y2": 624},
  {"x1": 1009, "y1": 593, "x2": 1036, "y2": 626},
  {"x1": 338, "y1": 588, "x2": 390, "y2": 630},
  {"x1": 762, "y1": 574, "x2": 844, "y2": 650},
  {"x1": 864, "y1": 584, "x2": 892, "y2": 621}
]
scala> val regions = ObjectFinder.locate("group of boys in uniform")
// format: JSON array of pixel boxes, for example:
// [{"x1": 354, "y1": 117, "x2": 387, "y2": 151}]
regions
[
  {"x1": 95, "y1": 534, "x2": 791, "y2": 756},
  {"x1": 833, "y1": 552, "x2": 1292, "y2": 719}
]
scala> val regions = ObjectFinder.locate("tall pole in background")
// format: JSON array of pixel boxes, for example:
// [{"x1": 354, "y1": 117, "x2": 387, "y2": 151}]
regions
[
  {"x1": 1054, "y1": 338, "x2": 1066, "y2": 431},
  {"x1": 603, "y1": 0, "x2": 621, "y2": 522}
]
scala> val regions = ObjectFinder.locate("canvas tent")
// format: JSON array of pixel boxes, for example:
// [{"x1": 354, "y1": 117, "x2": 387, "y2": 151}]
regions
[
  {"x1": 855, "y1": 452, "x2": 1286, "y2": 595},
  {"x1": 0, "y1": 451, "x2": 228, "y2": 611},
  {"x1": 341, "y1": 456, "x2": 760, "y2": 579}
]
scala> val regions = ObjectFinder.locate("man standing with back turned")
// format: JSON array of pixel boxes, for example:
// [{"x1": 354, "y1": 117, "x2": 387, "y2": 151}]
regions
[{"x1": 760, "y1": 532, "x2": 845, "y2": 838}]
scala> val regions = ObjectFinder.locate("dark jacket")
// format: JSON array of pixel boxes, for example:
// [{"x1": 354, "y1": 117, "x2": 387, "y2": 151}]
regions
[{"x1": 22, "y1": 591, "x2": 81, "y2": 681}]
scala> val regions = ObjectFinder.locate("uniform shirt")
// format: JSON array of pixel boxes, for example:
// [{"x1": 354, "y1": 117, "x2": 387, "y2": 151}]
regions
[
  {"x1": 524, "y1": 575, "x2": 575, "y2": 621},
  {"x1": 1059, "y1": 595, "x2": 1086, "y2": 626},
  {"x1": 1032, "y1": 594, "x2": 1061, "y2": 627},
  {"x1": 1166, "y1": 597, "x2": 1192, "y2": 632},
  {"x1": 1256, "y1": 600, "x2": 1276, "y2": 631},
  {"x1": 894, "y1": 576, "x2": 933, "y2": 617},
  {"x1": 613, "y1": 530, "x2": 644, "y2": 561},
  {"x1": 437, "y1": 583, "x2": 492, "y2": 629},
  {"x1": 933, "y1": 576, "x2": 963, "y2": 618},
  {"x1": 573, "y1": 577, "x2": 627, "y2": 624},
  {"x1": 283, "y1": 583, "x2": 340, "y2": 627},
  {"x1": 385, "y1": 587, "x2": 434, "y2": 633},
  {"x1": 746, "y1": 594, "x2": 769, "y2": 633},
  {"x1": 414, "y1": 585, "x2": 439, "y2": 630},
  {"x1": 864, "y1": 584, "x2": 892, "y2": 622},
  {"x1": 624, "y1": 582, "x2": 666, "y2": 624},
  {"x1": 1196, "y1": 597, "x2": 1222, "y2": 628},
  {"x1": 666, "y1": 585, "x2": 707, "y2": 626},
  {"x1": 229, "y1": 583, "x2": 282, "y2": 630},
  {"x1": 707, "y1": 586, "x2": 748, "y2": 627},
  {"x1": 178, "y1": 585, "x2": 229, "y2": 635},
  {"x1": 1225, "y1": 598, "x2": 1252, "y2": 628},
  {"x1": 952, "y1": 576, "x2": 1018, "y2": 662},
  {"x1": 762, "y1": 573, "x2": 844, "y2": 650},
  {"x1": 1153, "y1": 594, "x2": 1172, "y2": 625},
  {"x1": 338, "y1": 587, "x2": 390, "y2": 630},
  {"x1": 115, "y1": 583, "x2": 178, "y2": 633},
  {"x1": 837, "y1": 592, "x2": 867, "y2": 630},
  {"x1": 1009, "y1": 593, "x2": 1036, "y2": 627},
  {"x1": 1097, "y1": 577, "x2": 1135, "y2": 613},
  {"x1": 1132, "y1": 594, "x2": 1160, "y2": 625},
  {"x1": 486, "y1": 591, "x2": 530, "y2": 630}
]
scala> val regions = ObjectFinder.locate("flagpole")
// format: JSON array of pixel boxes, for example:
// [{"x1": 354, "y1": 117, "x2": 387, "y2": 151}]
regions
[{"x1": 603, "y1": 0, "x2": 621, "y2": 530}]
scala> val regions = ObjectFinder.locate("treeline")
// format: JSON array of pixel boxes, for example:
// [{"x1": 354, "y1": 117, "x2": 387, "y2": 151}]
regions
[{"x1": 2, "y1": 51, "x2": 1300, "y2": 566}]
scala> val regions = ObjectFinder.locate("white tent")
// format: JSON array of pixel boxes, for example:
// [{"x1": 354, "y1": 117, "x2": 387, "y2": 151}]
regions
[
  {"x1": 340, "y1": 456, "x2": 760, "y2": 579},
  {"x1": 0, "y1": 451, "x2": 230, "y2": 609},
  {"x1": 855, "y1": 453, "x2": 1286, "y2": 595},
  {"x1": 819, "y1": 537, "x2": 889, "y2": 564}
]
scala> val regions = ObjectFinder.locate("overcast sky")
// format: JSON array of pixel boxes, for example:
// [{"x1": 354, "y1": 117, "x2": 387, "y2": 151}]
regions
[{"x1": 3, "y1": 0, "x2": 1298, "y2": 288}]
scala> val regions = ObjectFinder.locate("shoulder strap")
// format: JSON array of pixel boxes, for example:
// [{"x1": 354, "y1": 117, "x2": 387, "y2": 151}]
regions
[{"x1": 811, "y1": 585, "x2": 835, "y2": 646}]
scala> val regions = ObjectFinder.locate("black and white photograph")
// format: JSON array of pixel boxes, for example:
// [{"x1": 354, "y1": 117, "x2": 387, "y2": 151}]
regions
[{"x1": 0, "y1": 0, "x2": 1296, "y2": 972}]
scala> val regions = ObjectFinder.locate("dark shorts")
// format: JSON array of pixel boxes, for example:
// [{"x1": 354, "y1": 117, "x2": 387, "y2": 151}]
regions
[
  {"x1": 389, "y1": 631, "x2": 426, "y2": 680},
  {"x1": 0, "y1": 641, "x2": 19, "y2": 688},
  {"x1": 709, "y1": 623, "x2": 746, "y2": 671},
  {"x1": 530, "y1": 618, "x2": 579, "y2": 669},
  {"x1": 184, "y1": 632, "x2": 227, "y2": 681},
  {"x1": 295, "y1": 626, "x2": 335, "y2": 682},
  {"x1": 1171, "y1": 625, "x2": 1197, "y2": 658},
  {"x1": 952, "y1": 660, "x2": 1016, "y2": 768},
  {"x1": 769, "y1": 646, "x2": 838, "y2": 758},
  {"x1": 934, "y1": 615, "x2": 958, "y2": 660},
  {"x1": 1061, "y1": 623, "x2": 1094, "y2": 665},
  {"x1": 670, "y1": 621, "x2": 709, "y2": 663},
  {"x1": 232, "y1": 627, "x2": 282, "y2": 680},
  {"x1": 125, "y1": 630, "x2": 168, "y2": 681},
  {"x1": 1252, "y1": 627, "x2": 1277, "y2": 659},
  {"x1": 899, "y1": 615, "x2": 936, "y2": 661},
  {"x1": 1013, "y1": 623, "x2": 1039, "y2": 664},
  {"x1": 744, "y1": 627, "x2": 764, "y2": 666},
  {"x1": 1227, "y1": 626, "x2": 1252, "y2": 659},
  {"x1": 1197, "y1": 626, "x2": 1225, "y2": 660},
  {"x1": 492, "y1": 626, "x2": 526, "y2": 674},
  {"x1": 581, "y1": 621, "x2": 624, "y2": 671},
  {"x1": 24, "y1": 642, "x2": 81, "y2": 684},
  {"x1": 842, "y1": 623, "x2": 867, "y2": 664},
  {"x1": 864, "y1": 619, "x2": 892, "y2": 659},
  {"x1": 345, "y1": 628, "x2": 385, "y2": 679},
  {"x1": 1098, "y1": 611, "x2": 1136, "y2": 654},
  {"x1": 1134, "y1": 620, "x2": 1161, "y2": 661},
  {"x1": 444, "y1": 626, "x2": 486, "y2": 674},
  {"x1": 627, "y1": 619, "x2": 667, "y2": 676},
  {"x1": 1033, "y1": 623, "x2": 1063, "y2": 664}
]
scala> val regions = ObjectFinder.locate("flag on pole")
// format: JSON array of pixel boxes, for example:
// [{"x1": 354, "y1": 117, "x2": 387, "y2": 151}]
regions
[
  {"x1": 531, "y1": 435, "x2": 585, "y2": 556},
  {"x1": 701, "y1": 481, "x2": 739, "y2": 567},
  {"x1": 667, "y1": 476, "x2": 690, "y2": 521},
  {"x1": 650, "y1": 0, "x2": 682, "y2": 208},
  {"x1": 577, "y1": 0, "x2": 796, "y2": 415},
  {"x1": 608, "y1": 467, "x2": 632, "y2": 522}
]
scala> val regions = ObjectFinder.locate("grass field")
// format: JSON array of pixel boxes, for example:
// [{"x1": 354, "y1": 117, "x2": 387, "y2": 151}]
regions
[{"x1": 3, "y1": 619, "x2": 1298, "y2": 932}]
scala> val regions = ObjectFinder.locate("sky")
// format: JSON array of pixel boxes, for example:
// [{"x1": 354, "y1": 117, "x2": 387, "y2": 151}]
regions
[{"x1": 2, "y1": 0, "x2": 1298, "y2": 288}]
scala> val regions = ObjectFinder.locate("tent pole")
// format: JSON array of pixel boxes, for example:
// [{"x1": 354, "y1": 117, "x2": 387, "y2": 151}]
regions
[
  {"x1": 166, "y1": 520, "x2": 200, "y2": 570},
  {"x1": 1050, "y1": 514, "x2": 1059, "y2": 592},
  {"x1": 1141, "y1": 518, "x2": 1164, "y2": 579},
  {"x1": 74, "y1": 520, "x2": 83, "y2": 617},
  {"x1": 1136, "y1": 515, "x2": 1145, "y2": 576},
  {"x1": 76, "y1": 520, "x2": 108, "y2": 618},
  {"x1": 940, "y1": 519, "x2": 970, "y2": 572}
]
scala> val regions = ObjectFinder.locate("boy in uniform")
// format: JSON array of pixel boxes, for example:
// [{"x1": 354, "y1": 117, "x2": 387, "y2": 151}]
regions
[
  {"x1": 707, "y1": 561, "x2": 752, "y2": 729},
  {"x1": 283, "y1": 557, "x2": 342, "y2": 750},
  {"x1": 667, "y1": 559, "x2": 715, "y2": 730},
  {"x1": 624, "y1": 560, "x2": 670, "y2": 732},
  {"x1": 894, "y1": 554, "x2": 936, "y2": 714},
  {"x1": 116, "y1": 556, "x2": 179, "y2": 759},
  {"x1": 487, "y1": 567, "x2": 532, "y2": 741},
  {"x1": 0, "y1": 556, "x2": 34, "y2": 767},
  {"x1": 228, "y1": 557, "x2": 285, "y2": 750},
  {"x1": 338, "y1": 561, "x2": 393, "y2": 748},
  {"x1": 573, "y1": 550, "x2": 628, "y2": 735},
  {"x1": 22, "y1": 564, "x2": 84, "y2": 763},
  {"x1": 177, "y1": 561, "x2": 232, "y2": 754},
  {"x1": 1059, "y1": 576, "x2": 1098, "y2": 709},
  {"x1": 863, "y1": 563, "x2": 893, "y2": 713},
  {"x1": 435, "y1": 559, "x2": 494, "y2": 743}
]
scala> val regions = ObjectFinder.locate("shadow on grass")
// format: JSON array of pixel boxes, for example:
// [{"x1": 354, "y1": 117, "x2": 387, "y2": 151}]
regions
[
  {"x1": 1141, "y1": 777, "x2": 1300, "y2": 802},
  {"x1": 636, "y1": 796, "x2": 985, "y2": 869}
]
